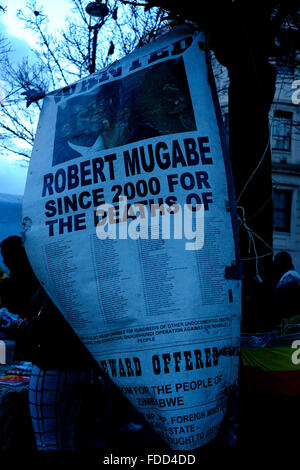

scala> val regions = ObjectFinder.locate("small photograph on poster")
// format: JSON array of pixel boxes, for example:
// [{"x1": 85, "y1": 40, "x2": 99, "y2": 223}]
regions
[{"x1": 52, "y1": 57, "x2": 197, "y2": 166}]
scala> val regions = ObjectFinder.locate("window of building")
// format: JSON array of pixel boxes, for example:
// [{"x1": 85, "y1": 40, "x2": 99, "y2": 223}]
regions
[
  {"x1": 272, "y1": 110, "x2": 292, "y2": 151},
  {"x1": 273, "y1": 189, "x2": 293, "y2": 232}
]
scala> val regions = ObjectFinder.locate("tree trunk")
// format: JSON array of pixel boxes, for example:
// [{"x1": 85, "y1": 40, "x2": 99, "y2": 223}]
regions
[
  {"x1": 209, "y1": 1, "x2": 277, "y2": 331},
  {"x1": 229, "y1": 62, "x2": 276, "y2": 332}
]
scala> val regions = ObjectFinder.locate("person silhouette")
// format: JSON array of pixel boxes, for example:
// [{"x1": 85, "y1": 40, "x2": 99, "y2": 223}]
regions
[
  {"x1": 0, "y1": 236, "x2": 96, "y2": 451},
  {"x1": 273, "y1": 252, "x2": 300, "y2": 323}
]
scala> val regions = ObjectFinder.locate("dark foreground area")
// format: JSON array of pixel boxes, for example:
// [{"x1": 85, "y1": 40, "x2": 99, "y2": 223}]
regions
[{"x1": 0, "y1": 385, "x2": 298, "y2": 465}]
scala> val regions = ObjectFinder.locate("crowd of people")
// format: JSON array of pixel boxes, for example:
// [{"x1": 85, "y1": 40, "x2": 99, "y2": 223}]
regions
[{"x1": 0, "y1": 235, "x2": 299, "y2": 452}]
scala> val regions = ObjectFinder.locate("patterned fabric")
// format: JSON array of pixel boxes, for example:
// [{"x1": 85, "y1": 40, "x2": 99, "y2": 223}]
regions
[
  {"x1": 29, "y1": 365, "x2": 93, "y2": 450},
  {"x1": 277, "y1": 270, "x2": 300, "y2": 288}
]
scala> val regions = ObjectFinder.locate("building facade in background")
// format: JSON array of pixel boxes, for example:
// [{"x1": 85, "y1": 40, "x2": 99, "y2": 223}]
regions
[
  {"x1": 216, "y1": 59, "x2": 300, "y2": 272},
  {"x1": 271, "y1": 72, "x2": 300, "y2": 272}
]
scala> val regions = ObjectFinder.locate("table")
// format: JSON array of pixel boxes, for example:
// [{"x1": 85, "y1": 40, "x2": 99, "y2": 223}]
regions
[{"x1": 0, "y1": 364, "x2": 35, "y2": 451}]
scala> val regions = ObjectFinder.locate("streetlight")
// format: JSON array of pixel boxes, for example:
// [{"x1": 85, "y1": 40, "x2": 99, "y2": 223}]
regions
[{"x1": 85, "y1": 1, "x2": 109, "y2": 74}]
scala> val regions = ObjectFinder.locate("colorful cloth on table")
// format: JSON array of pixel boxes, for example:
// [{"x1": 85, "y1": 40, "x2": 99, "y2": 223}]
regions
[{"x1": 241, "y1": 345, "x2": 300, "y2": 396}]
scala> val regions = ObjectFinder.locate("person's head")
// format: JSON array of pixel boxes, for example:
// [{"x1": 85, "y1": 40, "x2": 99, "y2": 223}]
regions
[
  {"x1": 273, "y1": 251, "x2": 294, "y2": 280},
  {"x1": 0, "y1": 236, "x2": 28, "y2": 273}
]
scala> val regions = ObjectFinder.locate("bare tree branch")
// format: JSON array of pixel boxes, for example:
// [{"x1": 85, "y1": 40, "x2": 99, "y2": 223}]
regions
[{"x1": 0, "y1": 0, "x2": 169, "y2": 160}]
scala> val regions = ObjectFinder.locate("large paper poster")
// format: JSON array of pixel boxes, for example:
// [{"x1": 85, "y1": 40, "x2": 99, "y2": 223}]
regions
[{"x1": 22, "y1": 26, "x2": 242, "y2": 450}]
